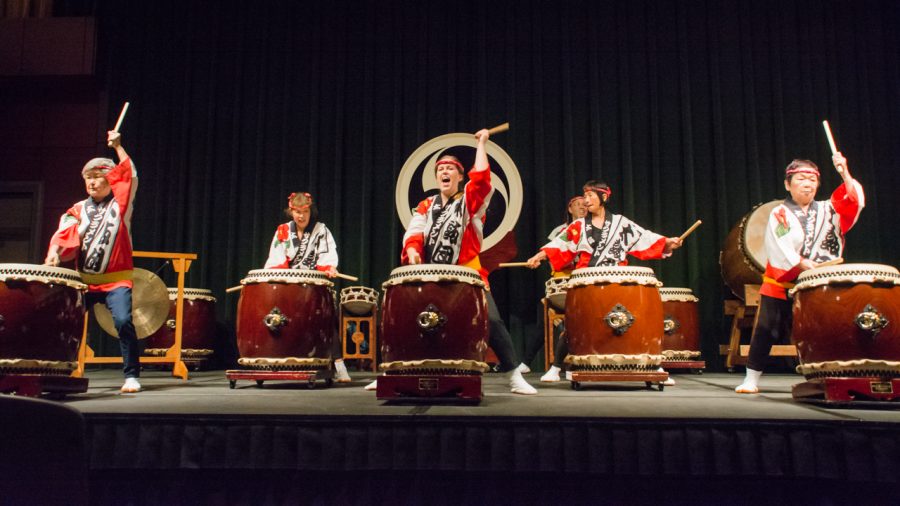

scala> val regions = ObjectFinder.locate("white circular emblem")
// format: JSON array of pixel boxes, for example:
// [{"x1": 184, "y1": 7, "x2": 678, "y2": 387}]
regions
[{"x1": 395, "y1": 133, "x2": 523, "y2": 250}]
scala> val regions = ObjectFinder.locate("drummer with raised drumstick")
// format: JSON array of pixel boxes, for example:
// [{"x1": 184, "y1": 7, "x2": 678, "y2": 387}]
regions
[
  {"x1": 44, "y1": 129, "x2": 144, "y2": 393},
  {"x1": 526, "y1": 180, "x2": 684, "y2": 382},
  {"x1": 263, "y1": 191, "x2": 352, "y2": 382},
  {"x1": 735, "y1": 151, "x2": 864, "y2": 394},
  {"x1": 367, "y1": 127, "x2": 537, "y2": 395}
]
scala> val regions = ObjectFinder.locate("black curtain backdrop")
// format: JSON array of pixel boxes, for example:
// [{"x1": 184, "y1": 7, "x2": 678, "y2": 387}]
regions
[{"x1": 95, "y1": 0, "x2": 900, "y2": 369}]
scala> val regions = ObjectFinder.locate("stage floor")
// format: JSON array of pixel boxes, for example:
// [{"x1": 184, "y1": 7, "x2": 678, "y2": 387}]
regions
[
  {"x1": 64, "y1": 369, "x2": 900, "y2": 422},
  {"x1": 32, "y1": 369, "x2": 899, "y2": 504}
]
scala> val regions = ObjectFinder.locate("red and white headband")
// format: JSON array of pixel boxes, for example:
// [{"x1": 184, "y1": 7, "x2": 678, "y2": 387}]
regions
[
  {"x1": 435, "y1": 158, "x2": 465, "y2": 172},
  {"x1": 288, "y1": 192, "x2": 312, "y2": 211}
]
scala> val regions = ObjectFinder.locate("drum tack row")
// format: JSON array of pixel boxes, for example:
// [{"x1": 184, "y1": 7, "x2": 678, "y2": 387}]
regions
[{"x1": 2, "y1": 262, "x2": 899, "y2": 402}]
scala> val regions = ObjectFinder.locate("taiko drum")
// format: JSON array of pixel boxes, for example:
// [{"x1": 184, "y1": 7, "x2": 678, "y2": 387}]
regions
[
  {"x1": 380, "y1": 265, "x2": 488, "y2": 372},
  {"x1": 791, "y1": 264, "x2": 900, "y2": 379},
  {"x1": 236, "y1": 269, "x2": 336, "y2": 368},
  {"x1": 0, "y1": 264, "x2": 86, "y2": 374},
  {"x1": 565, "y1": 266, "x2": 664, "y2": 370}
]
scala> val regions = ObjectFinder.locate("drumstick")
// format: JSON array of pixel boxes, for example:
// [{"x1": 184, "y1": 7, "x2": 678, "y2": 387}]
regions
[
  {"x1": 678, "y1": 220, "x2": 702, "y2": 242},
  {"x1": 486, "y1": 122, "x2": 509, "y2": 136},
  {"x1": 822, "y1": 120, "x2": 844, "y2": 174},
  {"x1": 336, "y1": 272, "x2": 359, "y2": 282},
  {"x1": 113, "y1": 102, "x2": 130, "y2": 132},
  {"x1": 498, "y1": 262, "x2": 531, "y2": 268},
  {"x1": 225, "y1": 285, "x2": 243, "y2": 293},
  {"x1": 814, "y1": 258, "x2": 844, "y2": 269}
]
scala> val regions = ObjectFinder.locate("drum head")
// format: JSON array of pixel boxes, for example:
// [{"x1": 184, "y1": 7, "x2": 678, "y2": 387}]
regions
[
  {"x1": 741, "y1": 200, "x2": 780, "y2": 272},
  {"x1": 340, "y1": 286, "x2": 378, "y2": 315},
  {"x1": 94, "y1": 268, "x2": 169, "y2": 339}
]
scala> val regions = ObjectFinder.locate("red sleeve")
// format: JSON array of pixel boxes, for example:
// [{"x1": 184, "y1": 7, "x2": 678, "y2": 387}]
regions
[
  {"x1": 48, "y1": 205, "x2": 83, "y2": 262},
  {"x1": 401, "y1": 199, "x2": 430, "y2": 265},
  {"x1": 104, "y1": 157, "x2": 134, "y2": 210},
  {"x1": 627, "y1": 236, "x2": 667, "y2": 260},
  {"x1": 465, "y1": 166, "x2": 492, "y2": 216},
  {"x1": 830, "y1": 181, "x2": 864, "y2": 234}
]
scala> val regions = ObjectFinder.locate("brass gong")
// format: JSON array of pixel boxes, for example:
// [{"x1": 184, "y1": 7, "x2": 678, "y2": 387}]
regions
[{"x1": 94, "y1": 268, "x2": 169, "y2": 339}]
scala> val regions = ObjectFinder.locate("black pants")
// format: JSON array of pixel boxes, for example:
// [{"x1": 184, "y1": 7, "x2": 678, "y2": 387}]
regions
[
  {"x1": 486, "y1": 292, "x2": 519, "y2": 372},
  {"x1": 747, "y1": 294, "x2": 793, "y2": 372},
  {"x1": 552, "y1": 321, "x2": 568, "y2": 368}
]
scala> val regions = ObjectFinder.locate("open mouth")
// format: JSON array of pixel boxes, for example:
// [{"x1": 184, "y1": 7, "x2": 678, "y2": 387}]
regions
[{"x1": 441, "y1": 176, "x2": 451, "y2": 184}]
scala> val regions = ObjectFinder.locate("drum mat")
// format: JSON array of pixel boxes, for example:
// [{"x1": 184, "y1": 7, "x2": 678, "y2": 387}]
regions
[
  {"x1": 380, "y1": 359, "x2": 489, "y2": 374},
  {"x1": 797, "y1": 359, "x2": 900, "y2": 379}
]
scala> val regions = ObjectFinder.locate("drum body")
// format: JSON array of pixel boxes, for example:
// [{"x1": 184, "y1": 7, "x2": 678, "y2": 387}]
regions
[
  {"x1": 791, "y1": 264, "x2": 900, "y2": 379},
  {"x1": 0, "y1": 264, "x2": 86, "y2": 374},
  {"x1": 145, "y1": 288, "x2": 217, "y2": 357},
  {"x1": 720, "y1": 200, "x2": 780, "y2": 299},
  {"x1": 340, "y1": 286, "x2": 379, "y2": 316},
  {"x1": 544, "y1": 277, "x2": 568, "y2": 312},
  {"x1": 660, "y1": 287, "x2": 701, "y2": 360},
  {"x1": 380, "y1": 265, "x2": 488, "y2": 373},
  {"x1": 565, "y1": 267, "x2": 664, "y2": 371},
  {"x1": 236, "y1": 269, "x2": 336, "y2": 369}
]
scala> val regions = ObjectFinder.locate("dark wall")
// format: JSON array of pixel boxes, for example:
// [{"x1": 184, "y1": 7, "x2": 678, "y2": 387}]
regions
[{"x1": 4, "y1": 0, "x2": 899, "y2": 369}]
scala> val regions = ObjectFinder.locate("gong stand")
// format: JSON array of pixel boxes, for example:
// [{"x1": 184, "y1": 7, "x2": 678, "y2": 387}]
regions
[
  {"x1": 792, "y1": 377, "x2": 900, "y2": 405},
  {"x1": 74, "y1": 251, "x2": 198, "y2": 380},
  {"x1": 376, "y1": 373, "x2": 483, "y2": 402}
]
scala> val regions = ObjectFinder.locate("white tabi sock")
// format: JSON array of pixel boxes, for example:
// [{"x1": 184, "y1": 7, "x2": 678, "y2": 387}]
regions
[
  {"x1": 515, "y1": 362, "x2": 531, "y2": 374},
  {"x1": 334, "y1": 359, "x2": 351, "y2": 382},
  {"x1": 540, "y1": 365, "x2": 562, "y2": 382},
  {"x1": 509, "y1": 368, "x2": 537, "y2": 395},
  {"x1": 735, "y1": 368, "x2": 762, "y2": 393}
]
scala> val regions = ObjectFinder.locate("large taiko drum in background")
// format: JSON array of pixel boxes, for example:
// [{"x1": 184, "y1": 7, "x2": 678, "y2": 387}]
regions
[
  {"x1": 791, "y1": 264, "x2": 900, "y2": 379},
  {"x1": 720, "y1": 200, "x2": 781, "y2": 299},
  {"x1": 380, "y1": 264, "x2": 489, "y2": 374},
  {"x1": 565, "y1": 266, "x2": 664, "y2": 372},
  {"x1": 236, "y1": 269, "x2": 336, "y2": 371},
  {"x1": 545, "y1": 276, "x2": 568, "y2": 312},
  {"x1": 659, "y1": 287, "x2": 701, "y2": 362},
  {"x1": 144, "y1": 288, "x2": 217, "y2": 358},
  {"x1": 0, "y1": 264, "x2": 86, "y2": 375}
]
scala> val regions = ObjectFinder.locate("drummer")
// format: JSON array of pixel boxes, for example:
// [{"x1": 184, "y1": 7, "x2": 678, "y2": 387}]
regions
[
  {"x1": 520, "y1": 195, "x2": 586, "y2": 373},
  {"x1": 526, "y1": 180, "x2": 683, "y2": 381},
  {"x1": 44, "y1": 131, "x2": 143, "y2": 393},
  {"x1": 735, "y1": 154, "x2": 864, "y2": 394},
  {"x1": 368, "y1": 128, "x2": 537, "y2": 395},
  {"x1": 264, "y1": 192, "x2": 352, "y2": 383}
]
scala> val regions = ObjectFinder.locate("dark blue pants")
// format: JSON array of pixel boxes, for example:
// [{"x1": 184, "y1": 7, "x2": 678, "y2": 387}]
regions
[{"x1": 87, "y1": 287, "x2": 141, "y2": 378}]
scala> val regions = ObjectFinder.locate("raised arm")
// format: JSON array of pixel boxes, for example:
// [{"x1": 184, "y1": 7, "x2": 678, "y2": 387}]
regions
[
  {"x1": 107, "y1": 131, "x2": 129, "y2": 163},
  {"x1": 472, "y1": 129, "x2": 490, "y2": 173}
]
